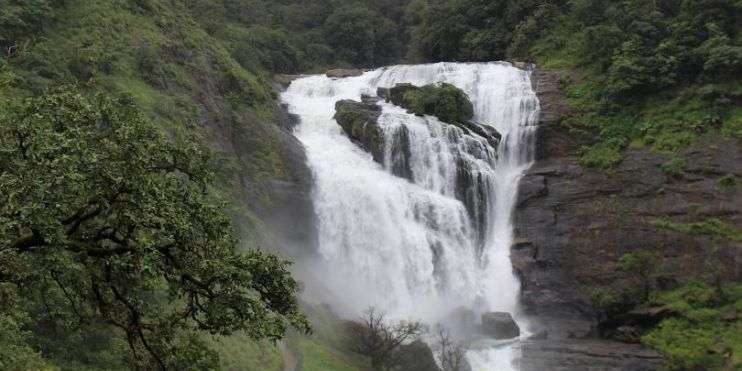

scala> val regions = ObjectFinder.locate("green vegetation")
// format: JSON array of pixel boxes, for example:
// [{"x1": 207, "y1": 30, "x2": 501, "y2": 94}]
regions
[
  {"x1": 661, "y1": 156, "x2": 686, "y2": 177},
  {"x1": 298, "y1": 339, "x2": 365, "y2": 371},
  {"x1": 399, "y1": 83, "x2": 474, "y2": 124},
  {"x1": 716, "y1": 174, "x2": 738, "y2": 189},
  {"x1": 618, "y1": 251, "x2": 660, "y2": 301},
  {"x1": 642, "y1": 282, "x2": 742, "y2": 370},
  {"x1": 2, "y1": 0, "x2": 739, "y2": 369},
  {"x1": 651, "y1": 218, "x2": 742, "y2": 243},
  {"x1": 385, "y1": 83, "x2": 474, "y2": 124},
  {"x1": 0, "y1": 89, "x2": 308, "y2": 368},
  {"x1": 579, "y1": 144, "x2": 623, "y2": 169},
  {"x1": 405, "y1": 0, "x2": 740, "y2": 167}
]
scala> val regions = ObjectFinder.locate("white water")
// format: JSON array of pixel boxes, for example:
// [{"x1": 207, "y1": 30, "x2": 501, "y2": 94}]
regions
[{"x1": 281, "y1": 62, "x2": 539, "y2": 370}]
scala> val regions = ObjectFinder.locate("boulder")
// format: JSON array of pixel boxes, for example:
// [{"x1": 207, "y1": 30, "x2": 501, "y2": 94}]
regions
[
  {"x1": 334, "y1": 99, "x2": 383, "y2": 163},
  {"x1": 481, "y1": 312, "x2": 520, "y2": 340},
  {"x1": 326, "y1": 68, "x2": 364, "y2": 78},
  {"x1": 395, "y1": 340, "x2": 442, "y2": 371},
  {"x1": 333, "y1": 98, "x2": 414, "y2": 181},
  {"x1": 273, "y1": 74, "x2": 301, "y2": 88},
  {"x1": 381, "y1": 83, "x2": 474, "y2": 124},
  {"x1": 379, "y1": 83, "x2": 500, "y2": 147}
]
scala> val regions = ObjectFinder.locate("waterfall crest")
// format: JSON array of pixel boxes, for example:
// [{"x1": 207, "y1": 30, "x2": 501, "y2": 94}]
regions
[{"x1": 281, "y1": 62, "x2": 539, "y2": 370}]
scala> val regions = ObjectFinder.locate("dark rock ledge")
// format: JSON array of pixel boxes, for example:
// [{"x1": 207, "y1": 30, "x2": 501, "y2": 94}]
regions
[{"x1": 514, "y1": 66, "x2": 741, "y2": 369}]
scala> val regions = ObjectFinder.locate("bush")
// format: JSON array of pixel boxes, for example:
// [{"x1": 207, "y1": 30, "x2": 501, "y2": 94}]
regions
[
  {"x1": 642, "y1": 282, "x2": 742, "y2": 371},
  {"x1": 579, "y1": 144, "x2": 622, "y2": 169},
  {"x1": 661, "y1": 156, "x2": 686, "y2": 177},
  {"x1": 716, "y1": 174, "x2": 737, "y2": 189}
]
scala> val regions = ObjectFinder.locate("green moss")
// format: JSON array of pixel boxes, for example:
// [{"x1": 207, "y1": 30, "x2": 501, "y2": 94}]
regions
[
  {"x1": 716, "y1": 174, "x2": 738, "y2": 189},
  {"x1": 579, "y1": 144, "x2": 623, "y2": 169},
  {"x1": 660, "y1": 156, "x2": 686, "y2": 177},
  {"x1": 298, "y1": 339, "x2": 366, "y2": 371},
  {"x1": 389, "y1": 83, "x2": 474, "y2": 124},
  {"x1": 642, "y1": 282, "x2": 742, "y2": 371},
  {"x1": 651, "y1": 218, "x2": 742, "y2": 242}
]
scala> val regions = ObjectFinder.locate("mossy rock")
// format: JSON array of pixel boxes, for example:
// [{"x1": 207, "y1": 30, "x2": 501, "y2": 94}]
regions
[
  {"x1": 379, "y1": 82, "x2": 474, "y2": 124},
  {"x1": 334, "y1": 99, "x2": 384, "y2": 162},
  {"x1": 378, "y1": 83, "x2": 500, "y2": 146}
]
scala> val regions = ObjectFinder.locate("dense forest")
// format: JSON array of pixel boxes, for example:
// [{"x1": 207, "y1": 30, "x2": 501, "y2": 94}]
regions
[{"x1": 1, "y1": 0, "x2": 740, "y2": 370}]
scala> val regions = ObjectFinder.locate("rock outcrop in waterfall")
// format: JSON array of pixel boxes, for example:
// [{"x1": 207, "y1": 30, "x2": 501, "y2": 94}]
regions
[
  {"x1": 333, "y1": 82, "x2": 506, "y2": 249},
  {"x1": 282, "y1": 62, "x2": 539, "y2": 371}
]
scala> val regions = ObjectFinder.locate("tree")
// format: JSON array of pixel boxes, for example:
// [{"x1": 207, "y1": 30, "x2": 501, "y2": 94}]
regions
[
  {"x1": 0, "y1": 89, "x2": 309, "y2": 369},
  {"x1": 618, "y1": 250, "x2": 660, "y2": 301},
  {"x1": 322, "y1": 5, "x2": 403, "y2": 67},
  {"x1": 347, "y1": 307, "x2": 425, "y2": 371},
  {"x1": 434, "y1": 326, "x2": 467, "y2": 371}
]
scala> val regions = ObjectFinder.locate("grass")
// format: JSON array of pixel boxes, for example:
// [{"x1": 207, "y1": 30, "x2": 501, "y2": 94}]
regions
[
  {"x1": 298, "y1": 339, "x2": 367, "y2": 371},
  {"x1": 207, "y1": 333, "x2": 283, "y2": 371},
  {"x1": 660, "y1": 156, "x2": 686, "y2": 177}
]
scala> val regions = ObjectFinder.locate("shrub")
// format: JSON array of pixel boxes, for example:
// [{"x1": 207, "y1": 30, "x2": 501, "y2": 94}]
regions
[
  {"x1": 716, "y1": 174, "x2": 737, "y2": 189},
  {"x1": 661, "y1": 157, "x2": 686, "y2": 177},
  {"x1": 579, "y1": 144, "x2": 622, "y2": 169}
]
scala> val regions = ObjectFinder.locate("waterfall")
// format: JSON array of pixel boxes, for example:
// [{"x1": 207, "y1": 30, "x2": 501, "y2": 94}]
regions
[{"x1": 281, "y1": 62, "x2": 539, "y2": 370}]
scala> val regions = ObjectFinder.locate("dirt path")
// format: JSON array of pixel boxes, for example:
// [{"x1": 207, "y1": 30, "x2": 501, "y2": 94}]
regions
[{"x1": 279, "y1": 341, "x2": 299, "y2": 371}]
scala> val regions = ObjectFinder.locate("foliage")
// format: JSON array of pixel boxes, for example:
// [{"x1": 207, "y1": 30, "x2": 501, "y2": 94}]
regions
[
  {"x1": 388, "y1": 83, "x2": 474, "y2": 124},
  {"x1": 0, "y1": 89, "x2": 309, "y2": 368},
  {"x1": 579, "y1": 144, "x2": 622, "y2": 169},
  {"x1": 406, "y1": 0, "x2": 566, "y2": 62},
  {"x1": 716, "y1": 174, "x2": 737, "y2": 189},
  {"x1": 322, "y1": 5, "x2": 403, "y2": 67},
  {"x1": 0, "y1": 0, "x2": 55, "y2": 52},
  {"x1": 617, "y1": 251, "x2": 660, "y2": 301},
  {"x1": 346, "y1": 307, "x2": 425, "y2": 371},
  {"x1": 651, "y1": 218, "x2": 742, "y2": 242},
  {"x1": 0, "y1": 312, "x2": 50, "y2": 371},
  {"x1": 660, "y1": 156, "x2": 686, "y2": 177},
  {"x1": 642, "y1": 282, "x2": 742, "y2": 370}
]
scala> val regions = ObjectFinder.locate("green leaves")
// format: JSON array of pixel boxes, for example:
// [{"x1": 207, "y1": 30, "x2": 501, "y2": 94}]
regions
[{"x1": 0, "y1": 88, "x2": 308, "y2": 369}]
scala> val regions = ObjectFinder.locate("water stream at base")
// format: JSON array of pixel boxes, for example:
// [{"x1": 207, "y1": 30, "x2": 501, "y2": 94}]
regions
[{"x1": 281, "y1": 62, "x2": 539, "y2": 370}]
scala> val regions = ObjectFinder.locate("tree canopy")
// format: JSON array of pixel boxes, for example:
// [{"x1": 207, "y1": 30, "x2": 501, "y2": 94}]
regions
[{"x1": 0, "y1": 89, "x2": 309, "y2": 369}]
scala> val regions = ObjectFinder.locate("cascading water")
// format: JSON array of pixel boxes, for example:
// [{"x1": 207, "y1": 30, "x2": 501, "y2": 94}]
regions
[{"x1": 281, "y1": 62, "x2": 539, "y2": 370}]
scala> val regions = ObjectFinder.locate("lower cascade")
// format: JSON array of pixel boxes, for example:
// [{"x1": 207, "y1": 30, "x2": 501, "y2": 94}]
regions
[{"x1": 281, "y1": 62, "x2": 540, "y2": 370}]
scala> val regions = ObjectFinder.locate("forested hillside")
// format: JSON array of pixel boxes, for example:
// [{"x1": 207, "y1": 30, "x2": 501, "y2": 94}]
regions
[{"x1": 1, "y1": 0, "x2": 740, "y2": 370}]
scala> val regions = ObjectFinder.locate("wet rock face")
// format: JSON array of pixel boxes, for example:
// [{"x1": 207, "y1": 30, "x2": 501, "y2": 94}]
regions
[
  {"x1": 256, "y1": 104, "x2": 318, "y2": 257},
  {"x1": 518, "y1": 339, "x2": 664, "y2": 371},
  {"x1": 513, "y1": 68, "x2": 741, "y2": 367},
  {"x1": 481, "y1": 312, "x2": 520, "y2": 340},
  {"x1": 387, "y1": 124, "x2": 413, "y2": 180},
  {"x1": 395, "y1": 340, "x2": 443, "y2": 371},
  {"x1": 455, "y1": 157, "x2": 489, "y2": 248},
  {"x1": 334, "y1": 99, "x2": 384, "y2": 163},
  {"x1": 326, "y1": 68, "x2": 365, "y2": 78}
]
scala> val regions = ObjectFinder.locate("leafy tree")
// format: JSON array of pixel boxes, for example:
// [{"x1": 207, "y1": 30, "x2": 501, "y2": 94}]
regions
[
  {"x1": 618, "y1": 251, "x2": 660, "y2": 301},
  {"x1": 322, "y1": 5, "x2": 402, "y2": 67},
  {"x1": 0, "y1": 89, "x2": 309, "y2": 369},
  {"x1": 0, "y1": 0, "x2": 55, "y2": 53}
]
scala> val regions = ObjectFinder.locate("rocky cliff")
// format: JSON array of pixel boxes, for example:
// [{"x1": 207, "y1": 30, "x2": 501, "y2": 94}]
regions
[{"x1": 512, "y1": 68, "x2": 741, "y2": 369}]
